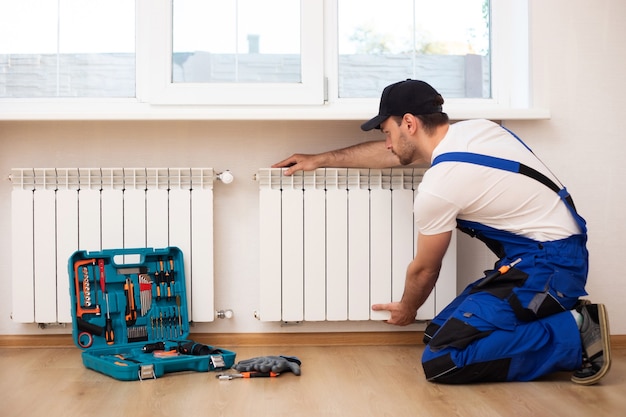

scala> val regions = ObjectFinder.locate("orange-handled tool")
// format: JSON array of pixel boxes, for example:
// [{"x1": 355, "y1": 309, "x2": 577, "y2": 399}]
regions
[
  {"x1": 104, "y1": 293, "x2": 114, "y2": 344},
  {"x1": 217, "y1": 372, "x2": 280, "y2": 380},
  {"x1": 476, "y1": 258, "x2": 522, "y2": 288},
  {"x1": 124, "y1": 278, "x2": 137, "y2": 326},
  {"x1": 98, "y1": 259, "x2": 115, "y2": 345}
]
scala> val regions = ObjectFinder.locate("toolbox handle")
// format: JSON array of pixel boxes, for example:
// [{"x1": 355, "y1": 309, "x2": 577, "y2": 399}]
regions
[{"x1": 87, "y1": 247, "x2": 180, "y2": 268}]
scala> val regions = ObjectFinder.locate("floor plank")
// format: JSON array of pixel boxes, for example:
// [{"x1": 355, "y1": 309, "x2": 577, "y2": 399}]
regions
[{"x1": 1, "y1": 344, "x2": 624, "y2": 417}]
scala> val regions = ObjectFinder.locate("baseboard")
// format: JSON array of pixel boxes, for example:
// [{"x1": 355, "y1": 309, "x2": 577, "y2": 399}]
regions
[
  {"x1": 191, "y1": 331, "x2": 424, "y2": 347},
  {"x1": 1, "y1": 332, "x2": 625, "y2": 350},
  {"x1": 0, "y1": 331, "x2": 422, "y2": 348}
]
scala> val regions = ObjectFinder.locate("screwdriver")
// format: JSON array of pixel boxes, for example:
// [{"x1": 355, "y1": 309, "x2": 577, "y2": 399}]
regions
[
  {"x1": 98, "y1": 259, "x2": 114, "y2": 345},
  {"x1": 476, "y1": 258, "x2": 522, "y2": 288},
  {"x1": 104, "y1": 294, "x2": 114, "y2": 344},
  {"x1": 217, "y1": 372, "x2": 280, "y2": 380},
  {"x1": 167, "y1": 256, "x2": 175, "y2": 301},
  {"x1": 156, "y1": 257, "x2": 164, "y2": 301},
  {"x1": 154, "y1": 261, "x2": 161, "y2": 301}
]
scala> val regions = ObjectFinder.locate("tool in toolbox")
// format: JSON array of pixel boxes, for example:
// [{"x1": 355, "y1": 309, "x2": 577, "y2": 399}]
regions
[
  {"x1": 98, "y1": 259, "x2": 114, "y2": 345},
  {"x1": 118, "y1": 266, "x2": 145, "y2": 326},
  {"x1": 72, "y1": 258, "x2": 103, "y2": 347},
  {"x1": 139, "y1": 274, "x2": 152, "y2": 316},
  {"x1": 68, "y1": 247, "x2": 236, "y2": 381}
]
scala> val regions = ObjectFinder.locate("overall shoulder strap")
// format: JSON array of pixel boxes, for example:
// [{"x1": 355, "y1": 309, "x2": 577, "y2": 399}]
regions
[
  {"x1": 432, "y1": 152, "x2": 567, "y2": 203},
  {"x1": 431, "y1": 151, "x2": 586, "y2": 233}
]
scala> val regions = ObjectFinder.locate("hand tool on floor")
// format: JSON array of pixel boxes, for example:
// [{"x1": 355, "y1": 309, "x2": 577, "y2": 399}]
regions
[
  {"x1": 99, "y1": 259, "x2": 114, "y2": 345},
  {"x1": 476, "y1": 258, "x2": 522, "y2": 288},
  {"x1": 217, "y1": 372, "x2": 280, "y2": 380}
]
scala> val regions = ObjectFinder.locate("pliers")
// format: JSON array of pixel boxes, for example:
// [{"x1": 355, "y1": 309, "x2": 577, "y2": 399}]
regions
[{"x1": 217, "y1": 371, "x2": 280, "y2": 380}]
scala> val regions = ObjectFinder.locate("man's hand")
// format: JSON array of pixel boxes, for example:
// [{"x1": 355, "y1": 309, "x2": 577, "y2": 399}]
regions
[
  {"x1": 272, "y1": 153, "x2": 323, "y2": 176},
  {"x1": 372, "y1": 302, "x2": 416, "y2": 326}
]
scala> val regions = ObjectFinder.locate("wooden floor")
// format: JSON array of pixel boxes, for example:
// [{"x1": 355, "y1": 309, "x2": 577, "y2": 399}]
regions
[{"x1": 2, "y1": 344, "x2": 625, "y2": 417}]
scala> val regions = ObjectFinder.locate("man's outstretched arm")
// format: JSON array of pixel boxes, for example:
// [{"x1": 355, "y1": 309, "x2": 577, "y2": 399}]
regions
[{"x1": 272, "y1": 141, "x2": 400, "y2": 175}]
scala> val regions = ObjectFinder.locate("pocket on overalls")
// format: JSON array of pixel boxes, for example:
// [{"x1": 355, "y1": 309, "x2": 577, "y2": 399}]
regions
[
  {"x1": 548, "y1": 267, "x2": 588, "y2": 299},
  {"x1": 470, "y1": 268, "x2": 529, "y2": 299},
  {"x1": 428, "y1": 294, "x2": 516, "y2": 351}
]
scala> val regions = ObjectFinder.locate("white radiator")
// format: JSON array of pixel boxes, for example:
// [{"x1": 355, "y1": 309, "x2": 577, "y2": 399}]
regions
[
  {"x1": 10, "y1": 168, "x2": 216, "y2": 324},
  {"x1": 257, "y1": 168, "x2": 456, "y2": 322}
]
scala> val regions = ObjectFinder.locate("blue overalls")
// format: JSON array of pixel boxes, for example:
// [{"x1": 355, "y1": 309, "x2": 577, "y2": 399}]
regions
[{"x1": 421, "y1": 130, "x2": 589, "y2": 383}]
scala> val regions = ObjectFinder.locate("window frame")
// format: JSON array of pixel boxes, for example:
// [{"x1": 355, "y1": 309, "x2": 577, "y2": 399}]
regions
[
  {"x1": 0, "y1": 0, "x2": 548, "y2": 120},
  {"x1": 140, "y1": 0, "x2": 325, "y2": 105}
]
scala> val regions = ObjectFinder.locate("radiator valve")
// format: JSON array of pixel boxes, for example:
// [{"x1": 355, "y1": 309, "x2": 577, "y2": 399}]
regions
[
  {"x1": 216, "y1": 309, "x2": 234, "y2": 319},
  {"x1": 216, "y1": 170, "x2": 234, "y2": 184}
]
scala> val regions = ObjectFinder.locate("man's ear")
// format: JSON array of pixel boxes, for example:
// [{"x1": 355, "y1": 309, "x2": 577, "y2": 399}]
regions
[{"x1": 403, "y1": 113, "x2": 419, "y2": 134}]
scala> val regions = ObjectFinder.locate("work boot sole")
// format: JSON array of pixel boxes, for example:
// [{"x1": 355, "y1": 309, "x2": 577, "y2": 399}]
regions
[{"x1": 571, "y1": 303, "x2": 611, "y2": 385}]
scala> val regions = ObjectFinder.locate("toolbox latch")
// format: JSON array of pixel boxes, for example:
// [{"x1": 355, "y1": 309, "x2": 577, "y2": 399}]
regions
[
  {"x1": 138, "y1": 364, "x2": 157, "y2": 381},
  {"x1": 210, "y1": 355, "x2": 226, "y2": 369}
]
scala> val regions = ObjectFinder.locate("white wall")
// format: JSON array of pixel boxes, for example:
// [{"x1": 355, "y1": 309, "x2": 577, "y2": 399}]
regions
[{"x1": 1, "y1": 0, "x2": 625, "y2": 336}]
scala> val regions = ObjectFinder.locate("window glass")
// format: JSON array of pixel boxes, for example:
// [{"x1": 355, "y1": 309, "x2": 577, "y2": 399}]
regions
[
  {"x1": 0, "y1": 0, "x2": 135, "y2": 98},
  {"x1": 172, "y1": 0, "x2": 301, "y2": 83},
  {"x1": 338, "y1": 0, "x2": 490, "y2": 99}
]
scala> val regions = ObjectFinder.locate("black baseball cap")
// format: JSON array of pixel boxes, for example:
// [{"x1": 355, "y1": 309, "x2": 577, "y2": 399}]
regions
[{"x1": 361, "y1": 79, "x2": 444, "y2": 131}]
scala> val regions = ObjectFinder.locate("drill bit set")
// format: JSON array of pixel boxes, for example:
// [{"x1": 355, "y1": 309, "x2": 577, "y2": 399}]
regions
[{"x1": 68, "y1": 246, "x2": 236, "y2": 381}]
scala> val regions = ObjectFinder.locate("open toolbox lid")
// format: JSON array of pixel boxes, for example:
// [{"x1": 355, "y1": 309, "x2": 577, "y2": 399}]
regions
[{"x1": 68, "y1": 247, "x2": 235, "y2": 380}]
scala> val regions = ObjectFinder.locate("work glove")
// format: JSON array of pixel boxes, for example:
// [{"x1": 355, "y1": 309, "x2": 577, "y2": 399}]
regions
[{"x1": 233, "y1": 355, "x2": 302, "y2": 376}]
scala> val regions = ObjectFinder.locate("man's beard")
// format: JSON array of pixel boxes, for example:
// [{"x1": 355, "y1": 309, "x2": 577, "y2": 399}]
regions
[{"x1": 392, "y1": 138, "x2": 416, "y2": 165}]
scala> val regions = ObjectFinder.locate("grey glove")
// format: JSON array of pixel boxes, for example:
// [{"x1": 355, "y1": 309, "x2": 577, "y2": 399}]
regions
[{"x1": 233, "y1": 355, "x2": 301, "y2": 376}]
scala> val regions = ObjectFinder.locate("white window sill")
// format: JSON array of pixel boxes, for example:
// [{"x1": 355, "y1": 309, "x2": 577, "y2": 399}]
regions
[{"x1": 0, "y1": 99, "x2": 549, "y2": 122}]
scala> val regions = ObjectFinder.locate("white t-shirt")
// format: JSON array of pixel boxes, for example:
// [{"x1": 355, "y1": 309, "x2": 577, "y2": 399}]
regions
[{"x1": 415, "y1": 119, "x2": 581, "y2": 241}]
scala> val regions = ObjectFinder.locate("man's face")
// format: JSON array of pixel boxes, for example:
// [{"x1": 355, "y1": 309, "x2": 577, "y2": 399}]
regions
[{"x1": 380, "y1": 116, "x2": 416, "y2": 165}]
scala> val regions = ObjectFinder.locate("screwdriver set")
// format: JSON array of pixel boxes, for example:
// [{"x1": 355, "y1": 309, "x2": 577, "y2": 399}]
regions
[{"x1": 68, "y1": 246, "x2": 235, "y2": 381}]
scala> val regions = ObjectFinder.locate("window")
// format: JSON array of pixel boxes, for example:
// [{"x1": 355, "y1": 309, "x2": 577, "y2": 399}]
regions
[
  {"x1": 147, "y1": 0, "x2": 323, "y2": 105},
  {"x1": 0, "y1": 0, "x2": 135, "y2": 98},
  {"x1": 0, "y1": 0, "x2": 538, "y2": 119},
  {"x1": 337, "y1": 0, "x2": 490, "y2": 99},
  {"x1": 172, "y1": 0, "x2": 301, "y2": 84}
]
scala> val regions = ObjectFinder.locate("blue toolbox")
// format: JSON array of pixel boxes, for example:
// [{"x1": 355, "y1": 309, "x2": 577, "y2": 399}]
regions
[{"x1": 68, "y1": 247, "x2": 235, "y2": 381}]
